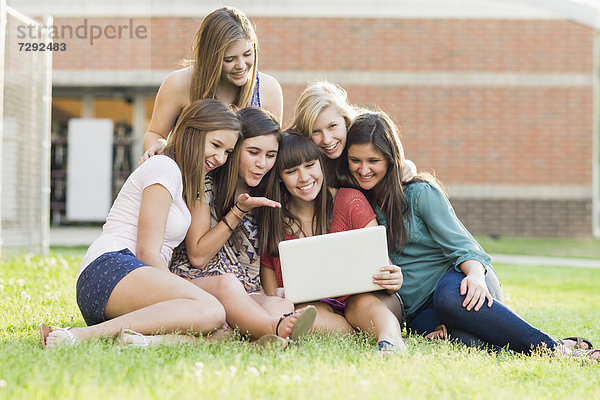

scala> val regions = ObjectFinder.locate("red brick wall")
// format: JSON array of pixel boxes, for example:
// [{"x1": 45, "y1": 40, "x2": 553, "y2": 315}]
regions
[{"x1": 50, "y1": 16, "x2": 597, "y2": 236}]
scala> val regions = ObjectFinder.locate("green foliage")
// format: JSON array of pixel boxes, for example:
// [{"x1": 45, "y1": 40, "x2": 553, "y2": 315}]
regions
[{"x1": 0, "y1": 249, "x2": 599, "y2": 399}]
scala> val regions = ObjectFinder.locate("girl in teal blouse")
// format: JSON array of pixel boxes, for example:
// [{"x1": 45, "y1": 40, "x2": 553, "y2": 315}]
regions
[{"x1": 336, "y1": 111, "x2": 599, "y2": 362}]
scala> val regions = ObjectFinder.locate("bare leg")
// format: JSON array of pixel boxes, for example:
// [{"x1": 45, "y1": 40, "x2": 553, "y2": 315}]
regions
[
  {"x1": 344, "y1": 293, "x2": 406, "y2": 350},
  {"x1": 190, "y1": 274, "x2": 310, "y2": 339},
  {"x1": 45, "y1": 267, "x2": 226, "y2": 348},
  {"x1": 118, "y1": 324, "x2": 235, "y2": 346},
  {"x1": 250, "y1": 293, "x2": 294, "y2": 317},
  {"x1": 296, "y1": 301, "x2": 354, "y2": 334}
]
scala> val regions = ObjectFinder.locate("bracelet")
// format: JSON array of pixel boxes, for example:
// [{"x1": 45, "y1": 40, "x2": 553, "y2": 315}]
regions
[
  {"x1": 221, "y1": 217, "x2": 235, "y2": 232},
  {"x1": 234, "y1": 202, "x2": 248, "y2": 214},
  {"x1": 230, "y1": 207, "x2": 245, "y2": 221}
]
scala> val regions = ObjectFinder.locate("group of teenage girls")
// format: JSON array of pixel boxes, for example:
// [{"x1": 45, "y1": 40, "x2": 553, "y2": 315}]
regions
[{"x1": 41, "y1": 6, "x2": 598, "y2": 362}]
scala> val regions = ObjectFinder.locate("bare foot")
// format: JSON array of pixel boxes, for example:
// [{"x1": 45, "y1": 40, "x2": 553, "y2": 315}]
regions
[{"x1": 273, "y1": 305, "x2": 317, "y2": 340}]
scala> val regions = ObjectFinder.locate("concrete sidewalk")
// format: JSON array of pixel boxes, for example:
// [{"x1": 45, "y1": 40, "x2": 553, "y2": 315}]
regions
[
  {"x1": 49, "y1": 227, "x2": 600, "y2": 269},
  {"x1": 490, "y1": 254, "x2": 600, "y2": 269}
]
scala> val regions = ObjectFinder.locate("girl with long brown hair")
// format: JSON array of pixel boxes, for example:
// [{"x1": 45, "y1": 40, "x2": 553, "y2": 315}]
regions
[{"x1": 140, "y1": 6, "x2": 283, "y2": 164}]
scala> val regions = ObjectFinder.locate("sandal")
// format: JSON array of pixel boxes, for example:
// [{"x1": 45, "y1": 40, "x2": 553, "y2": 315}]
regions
[
  {"x1": 255, "y1": 334, "x2": 288, "y2": 350},
  {"x1": 275, "y1": 305, "x2": 317, "y2": 341},
  {"x1": 39, "y1": 324, "x2": 76, "y2": 349},
  {"x1": 558, "y1": 336, "x2": 594, "y2": 350},
  {"x1": 116, "y1": 328, "x2": 149, "y2": 348},
  {"x1": 569, "y1": 348, "x2": 600, "y2": 363},
  {"x1": 425, "y1": 324, "x2": 447, "y2": 340}
]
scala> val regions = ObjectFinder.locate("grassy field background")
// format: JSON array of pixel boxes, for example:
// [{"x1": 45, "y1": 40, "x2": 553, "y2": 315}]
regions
[
  {"x1": 475, "y1": 235, "x2": 600, "y2": 260},
  {"x1": 0, "y1": 247, "x2": 599, "y2": 399}
]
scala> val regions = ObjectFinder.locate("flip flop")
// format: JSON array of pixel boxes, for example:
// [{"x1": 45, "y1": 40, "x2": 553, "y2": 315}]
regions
[
  {"x1": 559, "y1": 336, "x2": 594, "y2": 350},
  {"x1": 255, "y1": 334, "x2": 288, "y2": 350},
  {"x1": 570, "y1": 348, "x2": 600, "y2": 363},
  {"x1": 39, "y1": 324, "x2": 76, "y2": 349},
  {"x1": 116, "y1": 328, "x2": 149, "y2": 348},
  {"x1": 290, "y1": 305, "x2": 317, "y2": 341},
  {"x1": 275, "y1": 305, "x2": 317, "y2": 341}
]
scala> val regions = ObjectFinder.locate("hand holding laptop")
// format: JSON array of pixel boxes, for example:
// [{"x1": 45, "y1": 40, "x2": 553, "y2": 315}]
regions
[
  {"x1": 372, "y1": 264, "x2": 403, "y2": 293},
  {"x1": 279, "y1": 226, "x2": 401, "y2": 303}
]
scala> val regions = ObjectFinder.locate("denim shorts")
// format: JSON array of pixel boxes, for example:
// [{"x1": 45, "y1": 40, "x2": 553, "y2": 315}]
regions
[{"x1": 76, "y1": 248, "x2": 146, "y2": 326}]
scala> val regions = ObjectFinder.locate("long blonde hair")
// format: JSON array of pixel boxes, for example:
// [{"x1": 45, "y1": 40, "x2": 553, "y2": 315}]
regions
[
  {"x1": 163, "y1": 99, "x2": 241, "y2": 209},
  {"x1": 189, "y1": 7, "x2": 259, "y2": 108}
]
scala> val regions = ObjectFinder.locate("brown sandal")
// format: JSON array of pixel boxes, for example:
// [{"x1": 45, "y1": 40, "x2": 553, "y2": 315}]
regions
[
  {"x1": 559, "y1": 336, "x2": 594, "y2": 350},
  {"x1": 275, "y1": 305, "x2": 317, "y2": 340}
]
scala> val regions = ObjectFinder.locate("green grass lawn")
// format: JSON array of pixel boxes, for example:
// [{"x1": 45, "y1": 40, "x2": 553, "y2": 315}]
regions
[
  {"x1": 474, "y1": 235, "x2": 600, "y2": 260},
  {"x1": 0, "y1": 249, "x2": 599, "y2": 400}
]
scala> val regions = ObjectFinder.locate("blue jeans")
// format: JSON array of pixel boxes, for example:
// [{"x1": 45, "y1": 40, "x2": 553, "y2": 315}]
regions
[{"x1": 406, "y1": 268, "x2": 557, "y2": 354}]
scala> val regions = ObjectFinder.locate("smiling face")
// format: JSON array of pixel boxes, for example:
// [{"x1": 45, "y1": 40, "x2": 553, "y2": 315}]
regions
[
  {"x1": 347, "y1": 143, "x2": 389, "y2": 191},
  {"x1": 310, "y1": 106, "x2": 347, "y2": 160},
  {"x1": 280, "y1": 159, "x2": 324, "y2": 203},
  {"x1": 238, "y1": 134, "x2": 279, "y2": 187},
  {"x1": 204, "y1": 129, "x2": 239, "y2": 173},
  {"x1": 221, "y1": 39, "x2": 254, "y2": 87}
]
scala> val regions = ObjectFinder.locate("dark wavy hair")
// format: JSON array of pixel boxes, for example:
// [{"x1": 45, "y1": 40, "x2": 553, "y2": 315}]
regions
[
  {"x1": 337, "y1": 111, "x2": 442, "y2": 250},
  {"x1": 258, "y1": 131, "x2": 333, "y2": 257}
]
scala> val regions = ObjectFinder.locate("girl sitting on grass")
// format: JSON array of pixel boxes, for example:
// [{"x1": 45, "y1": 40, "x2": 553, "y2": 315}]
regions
[
  {"x1": 259, "y1": 132, "x2": 407, "y2": 354},
  {"x1": 41, "y1": 100, "x2": 314, "y2": 349},
  {"x1": 336, "y1": 110, "x2": 598, "y2": 361}
]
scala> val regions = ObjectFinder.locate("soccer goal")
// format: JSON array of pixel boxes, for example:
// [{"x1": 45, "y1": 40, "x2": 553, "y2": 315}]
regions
[{"x1": 0, "y1": 1, "x2": 52, "y2": 257}]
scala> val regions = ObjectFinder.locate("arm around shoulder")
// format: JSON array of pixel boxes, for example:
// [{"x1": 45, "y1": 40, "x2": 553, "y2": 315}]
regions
[{"x1": 143, "y1": 68, "x2": 191, "y2": 152}]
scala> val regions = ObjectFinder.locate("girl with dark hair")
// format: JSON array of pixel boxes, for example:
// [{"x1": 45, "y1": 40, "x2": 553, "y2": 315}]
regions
[
  {"x1": 259, "y1": 132, "x2": 407, "y2": 354},
  {"x1": 337, "y1": 110, "x2": 599, "y2": 361},
  {"x1": 167, "y1": 107, "x2": 315, "y2": 347}
]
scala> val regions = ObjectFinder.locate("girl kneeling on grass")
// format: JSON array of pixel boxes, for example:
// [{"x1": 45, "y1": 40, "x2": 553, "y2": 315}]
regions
[
  {"x1": 41, "y1": 100, "x2": 314, "y2": 349},
  {"x1": 336, "y1": 110, "x2": 599, "y2": 362},
  {"x1": 258, "y1": 132, "x2": 407, "y2": 354}
]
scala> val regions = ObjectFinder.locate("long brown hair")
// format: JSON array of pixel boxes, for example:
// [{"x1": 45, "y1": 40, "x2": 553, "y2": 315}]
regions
[
  {"x1": 259, "y1": 131, "x2": 333, "y2": 257},
  {"x1": 210, "y1": 107, "x2": 282, "y2": 248},
  {"x1": 189, "y1": 7, "x2": 258, "y2": 108},
  {"x1": 162, "y1": 99, "x2": 241, "y2": 210},
  {"x1": 337, "y1": 112, "x2": 443, "y2": 250}
]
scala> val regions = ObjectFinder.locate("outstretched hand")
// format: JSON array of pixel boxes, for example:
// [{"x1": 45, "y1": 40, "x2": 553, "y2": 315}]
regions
[
  {"x1": 373, "y1": 264, "x2": 403, "y2": 293},
  {"x1": 460, "y1": 273, "x2": 493, "y2": 311},
  {"x1": 236, "y1": 193, "x2": 281, "y2": 211}
]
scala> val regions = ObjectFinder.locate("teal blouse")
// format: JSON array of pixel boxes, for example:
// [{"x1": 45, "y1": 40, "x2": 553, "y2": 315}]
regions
[{"x1": 375, "y1": 182, "x2": 491, "y2": 317}]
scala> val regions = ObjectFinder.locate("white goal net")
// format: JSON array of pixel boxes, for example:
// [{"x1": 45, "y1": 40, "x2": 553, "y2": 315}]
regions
[{"x1": 0, "y1": 1, "x2": 52, "y2": 256}]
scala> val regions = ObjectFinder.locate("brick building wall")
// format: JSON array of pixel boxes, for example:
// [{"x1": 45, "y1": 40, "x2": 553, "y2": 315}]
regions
[{"x1": 11, "y1": 0, "x2": 599, "y2": 236}]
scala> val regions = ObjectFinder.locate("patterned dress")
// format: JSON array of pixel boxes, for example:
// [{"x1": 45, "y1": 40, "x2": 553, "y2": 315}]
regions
[{"x1": 169, "y1": 176, "x2": 262, "y2": 293}]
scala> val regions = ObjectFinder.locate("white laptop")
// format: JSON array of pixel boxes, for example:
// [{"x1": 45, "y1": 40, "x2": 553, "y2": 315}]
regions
[{"x1": 278, "y1": 225, "x2": 389, "y2": 304}]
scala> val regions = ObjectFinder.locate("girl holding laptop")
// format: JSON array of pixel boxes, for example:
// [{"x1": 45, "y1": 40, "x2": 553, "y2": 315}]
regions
[
  {"x1": 259, "y1": 133, "x2": 407, "y2": 354},
  {"x1": 336, "y1": 110, "x2": 598, "y2": 361}
]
